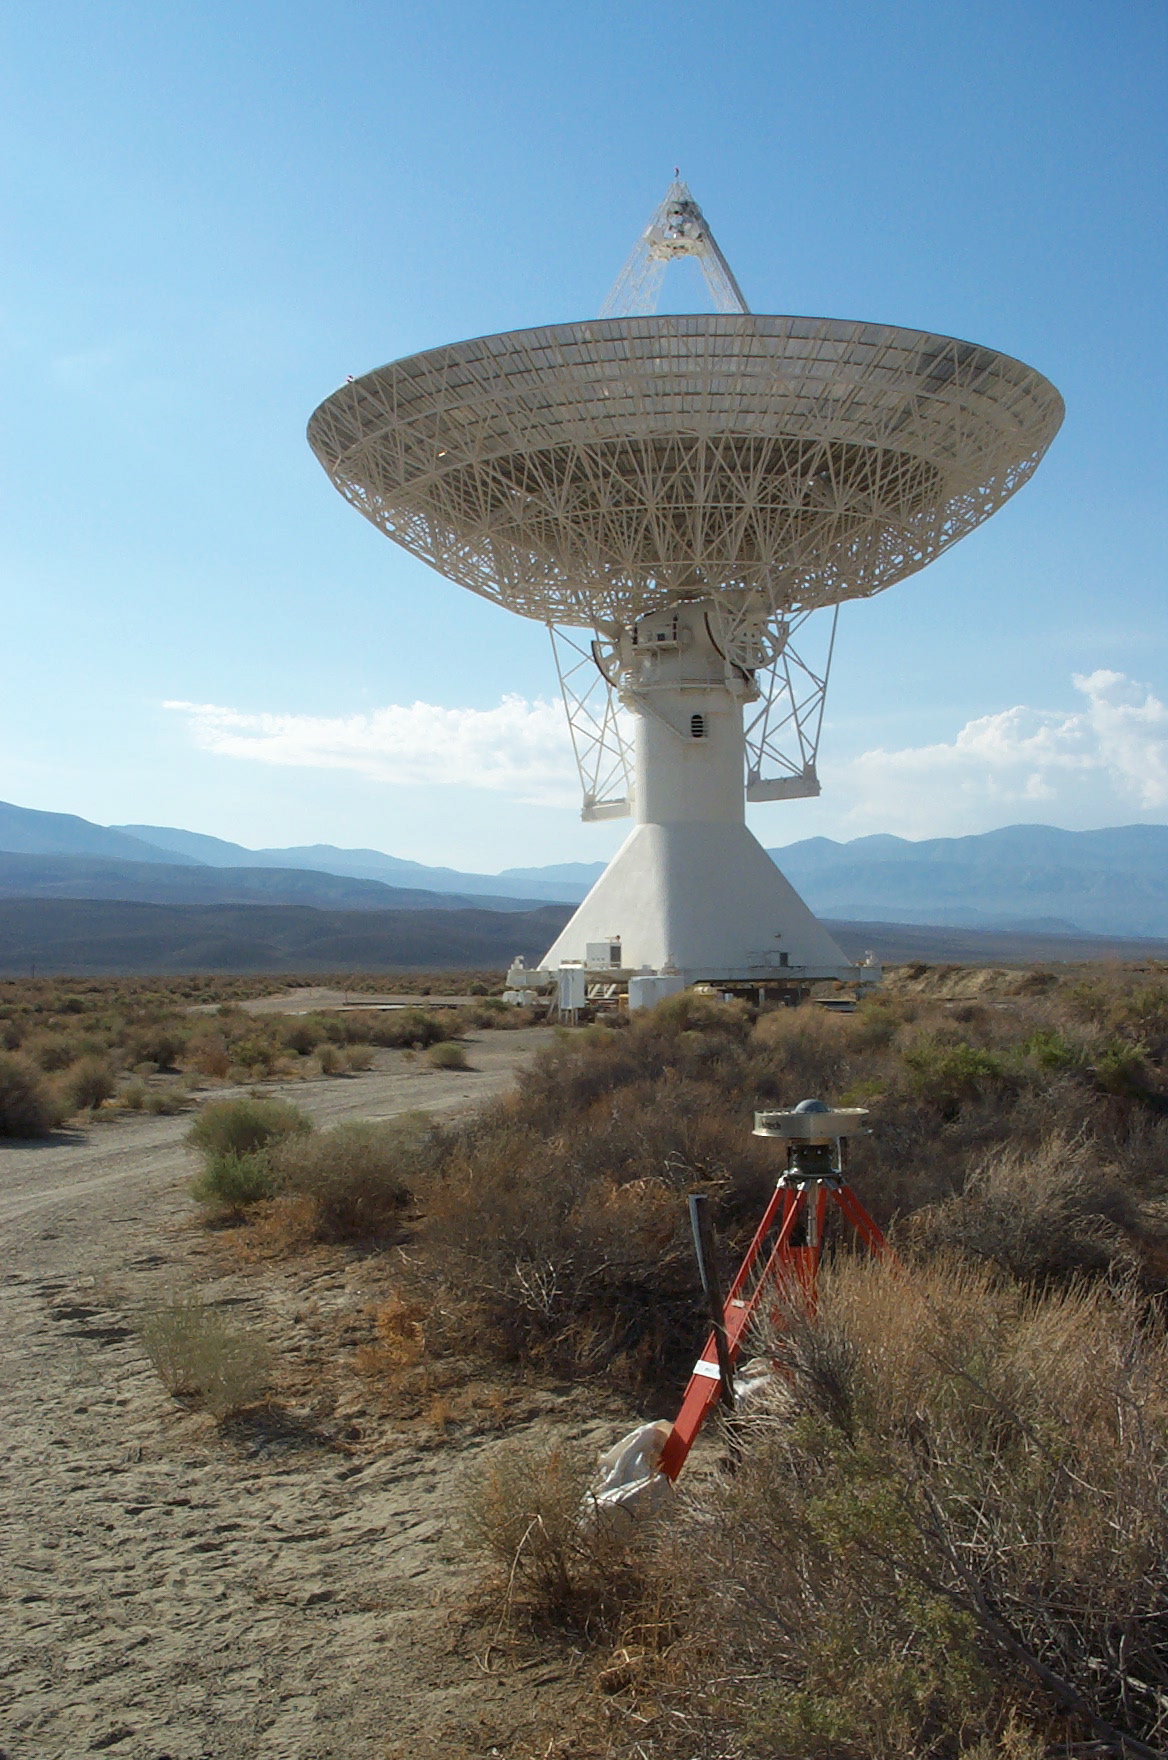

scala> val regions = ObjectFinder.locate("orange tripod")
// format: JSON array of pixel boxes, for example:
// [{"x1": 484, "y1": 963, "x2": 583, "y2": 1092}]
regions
[{"x1": 658, "y1": 1101, "x2": 885, "y2": 1483}]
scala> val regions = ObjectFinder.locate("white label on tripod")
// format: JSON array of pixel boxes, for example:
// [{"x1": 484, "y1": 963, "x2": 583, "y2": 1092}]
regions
[{"x1": 693, "y1": 1360, "x2": 722, "y2": 1379}]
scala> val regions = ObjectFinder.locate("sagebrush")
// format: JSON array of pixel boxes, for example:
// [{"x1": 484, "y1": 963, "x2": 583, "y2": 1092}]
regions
[{"x1": 137, "y1": 1291, "x2": 273, "y2": 1420}]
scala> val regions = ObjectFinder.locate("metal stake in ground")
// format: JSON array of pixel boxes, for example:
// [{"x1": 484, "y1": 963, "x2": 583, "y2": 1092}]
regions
[{"x1": 688, "y1": 1193, "x2": 735, "y2": 1411}]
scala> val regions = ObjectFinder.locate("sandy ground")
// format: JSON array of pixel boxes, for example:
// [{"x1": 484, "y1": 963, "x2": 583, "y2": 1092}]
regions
[
  {"x1": 189, "y1": 989, "x2": 506, "y2": 1017},
  {"x1": 0, "y1": 1029, "x2": 625, "y2": 1760}
]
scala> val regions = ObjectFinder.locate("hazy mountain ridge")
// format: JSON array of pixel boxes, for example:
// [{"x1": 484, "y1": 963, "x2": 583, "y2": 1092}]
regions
[
  {"x1": 2, "y1": 897, "x2": 1165, "y2": 976},
  {"x1": 115, "y1": 823, "x2": 591, "y2": 903},
  {"x1": 0, "y1": 852, "x2": 545, "y2": 915},
  {"x1": 0, "y1": 898, "x2": 571, "y2": 976},
  {"x1": 4, "y1": 802, "x2": 1167, "y2": 938},
  {"x1": 0, "y1": 802, "x2": 204, "y2": 866},
  {"x1": 774, "y1": 825, "x2": 1168, "y2": 936}
]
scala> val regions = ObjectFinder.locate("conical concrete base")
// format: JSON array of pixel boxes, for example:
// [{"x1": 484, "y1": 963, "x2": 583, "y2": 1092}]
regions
[{"x1": 541, "y1": 821, "x2": 852, "y2": 980}]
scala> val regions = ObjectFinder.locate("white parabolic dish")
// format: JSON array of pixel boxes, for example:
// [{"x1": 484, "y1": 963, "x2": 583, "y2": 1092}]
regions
[
  {"x1": 307, "y1": 314, "x2": 1063, "y2": 629},
  {"x1": 308, "y1": 303, "x2": 1063, "y2": 989}
]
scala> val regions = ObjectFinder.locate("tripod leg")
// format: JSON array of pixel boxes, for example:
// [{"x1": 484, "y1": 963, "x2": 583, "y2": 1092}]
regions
[
  {"x1": 833, "y1": 1184, "x2": 887, "y2": 1255},
  {"x1": 807, "y1": 1184, "x2": 828, "y2": 1312},
  {"x1": 659, "y1": 1188, "x2": 808, "y2": 1481}
]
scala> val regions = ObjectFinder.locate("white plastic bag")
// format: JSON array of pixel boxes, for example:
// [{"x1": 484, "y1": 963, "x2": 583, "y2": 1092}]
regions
[{"x1": 584, "y1": 1419, "x2": 674, "y2": 1526}]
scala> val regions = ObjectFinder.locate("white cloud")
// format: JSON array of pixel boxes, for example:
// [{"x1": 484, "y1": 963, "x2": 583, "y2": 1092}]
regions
[
  {"x1": 165, "y1": 694, "x2": 579, "y2": 807},
  {"x1": 168, "y1": 671, "x2": 1168, "y2": 839},
  {"x1": 828, "y1": 671, "x2": 1168, "y2": 836}
]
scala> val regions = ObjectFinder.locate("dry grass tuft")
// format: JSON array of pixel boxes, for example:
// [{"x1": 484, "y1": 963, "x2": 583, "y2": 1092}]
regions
[
  {"x1": 137, "y1": 1291, "x2": 273, "y2": 1420},
  {"x1": 910, "y1": 1132, "x2": 1148, "y2": 1283},
  {"x1": 353, "y1": 1294, "x2": 428, "y2": 1379},
  {"x1": 427, "y1": 1040, "x2": 470, "y2": 1070},
  {"x1": 461, "y1": 1435, "x2": 644, "y2": 1637}
]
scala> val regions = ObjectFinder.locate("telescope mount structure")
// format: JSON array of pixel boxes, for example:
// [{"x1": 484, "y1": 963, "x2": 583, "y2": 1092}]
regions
[{"x1": 308, "y1": 180, "x2": 1064, "y2": 1000}]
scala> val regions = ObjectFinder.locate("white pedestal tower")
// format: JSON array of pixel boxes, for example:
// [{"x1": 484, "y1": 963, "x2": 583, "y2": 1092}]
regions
[{"x1": 542, "y1": 602, "x2": 851, "y2": 981}]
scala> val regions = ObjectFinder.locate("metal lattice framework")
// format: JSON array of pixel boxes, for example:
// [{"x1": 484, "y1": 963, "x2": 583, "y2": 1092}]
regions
[
  {"x1": 548, "y1": 601, "x2": 836, "y2": 815},
  {"x1": 743, "y1": 607, "x2": 837, "y2": 801},
  {"x1": 308, "y1": 316, "x2": 1064, "y2": 636},
  {"x1": 548, "y1": 625, "x2": 634, "y2": 819},
  {"x1": 599, "y1": 178, "x2": 750, "y2": 318}
]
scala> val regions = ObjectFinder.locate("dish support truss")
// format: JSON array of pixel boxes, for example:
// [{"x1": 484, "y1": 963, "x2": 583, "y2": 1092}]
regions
[
  {"x1": 599, "y1": 178, "x2": 750, "y2": 319},
  {"x1": 744, "y1": 605, "x2": 837, "y2": 803},
  {"x1": 548, "y1": 606, "x2": 837, "y2": 820},
  {"x1": 548, "y1": 625, "x2": 634, "y2": 822}
]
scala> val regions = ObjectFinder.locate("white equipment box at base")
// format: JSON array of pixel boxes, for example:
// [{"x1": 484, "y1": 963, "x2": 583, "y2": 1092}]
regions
[{"x1": 628, "y1": 973, "x2": 685, "y2": 1010}]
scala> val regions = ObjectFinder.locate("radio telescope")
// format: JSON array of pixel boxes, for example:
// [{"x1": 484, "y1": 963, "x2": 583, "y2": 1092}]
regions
[{"x1": 308, "y1": 180, "x2": 1063, "y2": 993}]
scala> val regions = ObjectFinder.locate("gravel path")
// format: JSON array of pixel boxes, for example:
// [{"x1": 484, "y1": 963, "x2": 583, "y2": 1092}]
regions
[{"x1": 1, "y1": 1030, "x2": 601, "y2": 1760}]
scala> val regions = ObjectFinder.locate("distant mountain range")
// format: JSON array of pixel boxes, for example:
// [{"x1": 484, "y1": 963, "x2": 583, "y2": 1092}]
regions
[
  {"x1": 775, "y1": 825, "x2": 1168, "y2": 938},
  {"x1": 111, "y1": 819, "x2": 593, "y2": 904},
  {"x1": 0, "y1": 898, "x2": 571, "y2": 976},
  {"x1": 1, "y1": 898, "x2": 1163, "y2": 978},
  {"x1": 0, "y1": 852, "x2": 544, "y2": 915},
  {"x1": 1, "y1": 800, "x2": 1167, "y2": 943},
  {"x1": 0, "y1": 804, "x2": 562, "y2": 911}
]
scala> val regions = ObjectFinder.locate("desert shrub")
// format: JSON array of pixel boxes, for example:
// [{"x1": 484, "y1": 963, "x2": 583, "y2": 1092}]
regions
[
  {"x1": 462, "y1": 1436, "x2": 641, "y2": 1634},
  {"x1": 1066, "y1": 976, "x2": 1168, "y2": 1056},
  {"x1": 301, "y1": 1007, "x2": 455, "y2": 1050},
  {"x1": 120, "y1": 1079, "x2": 148, "y2": 1111},
  {"x1": 1094, "y1": 1038, "x2": 1157, "y2": 1099},
  {"x1": 419, "y1": 1090, "x2": 758, "y2": 1383},
  {"x1": 270, "y1": 1116, "x2": 433, "y2": 1240},
  {"x1": 228, "y1": 1034, "x2": 280, "y2": 1076},
  {"x1": 515, "y1": 1003, "x2": 756, "y2": 1134},
  {"x1": 185, "y1": 1030, "x2": 231, "y2": 1078},
  {"x1": 192, "y1": 1148, "x2": 279, "y2": 1214},
  {"x1": 279, "y1": 1018, "x2": 326, "y2": 1056},
  {"x1": 145, "y1": 1088, "x2": 189, "y2": 1116},
  {"x1": 137, "y1": 1291, "x2": 272, "y2": 1420},
  {"x1": 126, "y1": 1025, "x2": 187, "y2": 1070},
  {"x1": 344, "y1": 1043, "x2": 375, "y2": 1072},
  {"x1": 911, "y1": 1133, "x2": 1145, "y2": 1284},
  {"x1": 317, "y1": 1042, "x2": 343, "y2": 1075},
  {"x1": 1022, "y1": 1026, "x2": 1088, "y2": 1074},
  {"x1": 753, "y1": 1004, "x2": 865, "y2": 1097},
  {"x1": 655, "y1": 990, "x2": 754, "y2": 1039},
  {"x1": 186, "y1": 1095, "x2": 311, "y2": 1160},
  {"x1": 901, "y1": 1036, "x2": 1012, "y2": 1113},
  {"x1": 23, "y1": 1030, "x2": 85, "y2": 1072},
  {"x1": 647, "y1": 1257, "x2": 1168, "y2": 1758},
  {"x1": 428, "y1": 1040, "x2": 469, "y2": 1070},
  {"x1": 357, "y1": 1007, "x2": 456, "y2": 1049},
  {"x1": 0, "y1": 1052, "x2": 62, "y2": 1136},
  {"x1": 62, "y1": 1055, "x2": 118, "y2": 1112}
]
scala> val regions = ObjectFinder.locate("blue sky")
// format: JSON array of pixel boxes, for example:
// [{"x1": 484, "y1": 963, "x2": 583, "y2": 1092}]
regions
[{"x1": 1, "y1": 0, "x2": 1165, "y2": 871}]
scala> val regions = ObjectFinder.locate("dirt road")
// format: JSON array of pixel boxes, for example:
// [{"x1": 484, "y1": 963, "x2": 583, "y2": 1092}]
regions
[{"x1": 0, "y1": 1030, "x2": 615, "y2": 1760}]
